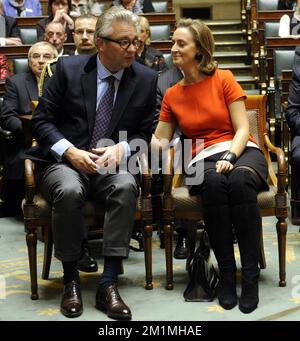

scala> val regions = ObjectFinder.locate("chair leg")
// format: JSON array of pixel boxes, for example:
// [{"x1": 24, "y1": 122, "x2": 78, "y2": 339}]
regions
[
  {"x1": 143, "y1": 223, "x2": 153, "y2": 290},
  {"x1": 42, "y1": 225, "x2": 53, "y2": 280},
  {"x1": 26, "y1": 226, "x2": 39, "y2": 300},
  {"x1": 163, "y1": 222, "x2": 173, "y2": 290},
  {"x1": 276, "y1": 217, "x2": 287, "y2": 287},
  {"x1": 259, "y1": 224, "x2": 266, "y2": 270}
]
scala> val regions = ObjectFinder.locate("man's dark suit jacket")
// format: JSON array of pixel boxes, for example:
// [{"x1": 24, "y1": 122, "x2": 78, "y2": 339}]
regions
[
  {"x1": 4, "y1": 15, "x2": 20, "y2": 38},
  {"x1": 31, "y1": 54, "x2": 157, "y2": 165},
  {"x1": 154, "y1": 66, "x2": 183, "y2": 131},
  {"x1": 286, "y1": 45, "x2": 300, "y2": 149},
  {"x1": 0, "y1": 70, "x2": 38, "y2": 179}
]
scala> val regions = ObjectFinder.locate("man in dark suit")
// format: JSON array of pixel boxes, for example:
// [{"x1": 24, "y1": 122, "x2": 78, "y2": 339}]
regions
[
  {"x1": 31, "y1": 6, "x2": 157, "y2": 320},
  {"x1": 0, "y1": 42, "x2": 58, "y2": 216},
  {"x1": 286, "y1": 45, "x2": 300, "y2": 224},
  {"x1": 0, "y1": 0, "x2": 21, "y2": 46}
]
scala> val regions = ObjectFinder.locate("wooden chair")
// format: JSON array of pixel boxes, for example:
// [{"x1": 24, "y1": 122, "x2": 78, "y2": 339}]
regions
[
  {"x1": 22, "y1": 122, "x2": 154, "y2": 300},
  {"x1": 161, "y1": 94, "x2": 288, "y2": 290}
]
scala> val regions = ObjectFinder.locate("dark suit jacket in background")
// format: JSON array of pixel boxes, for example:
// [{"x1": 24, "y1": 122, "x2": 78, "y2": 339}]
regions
[
  {"x1": 154, "y1": 66, "x2": 182, "y2": 131},
  {"x1": 3, "y1": 15, "x2": 20, "y2": 38},
  {"x1": 143, "y1": 0, "x2": 155, "y2": 12},
  {"x1": 31, "y1": 54, "x2": 157, "y2": 166},
  {"x1": 0, "y1": 70, "x2": 38, "y2": 179}
]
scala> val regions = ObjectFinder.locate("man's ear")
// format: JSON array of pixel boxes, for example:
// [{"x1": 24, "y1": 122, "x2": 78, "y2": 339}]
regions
[{"x1": 96, "y1": 37, "x2": 104, "y2": 51}]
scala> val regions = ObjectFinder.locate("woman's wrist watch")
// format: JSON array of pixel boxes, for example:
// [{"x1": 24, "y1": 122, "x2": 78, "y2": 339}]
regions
[{"x1": 219, "y1": 150, "x2": 237, "y2": 164}]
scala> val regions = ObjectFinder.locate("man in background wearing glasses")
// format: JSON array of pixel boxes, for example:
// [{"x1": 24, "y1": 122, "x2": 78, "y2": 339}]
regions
[{"x1": 29, "y1": 6, "x2": 157, "y2": 320}]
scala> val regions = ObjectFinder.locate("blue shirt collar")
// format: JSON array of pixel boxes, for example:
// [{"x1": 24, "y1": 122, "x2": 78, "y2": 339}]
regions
[{"x1": 96, "y1": 55, "x2": 124, "y2": 81}]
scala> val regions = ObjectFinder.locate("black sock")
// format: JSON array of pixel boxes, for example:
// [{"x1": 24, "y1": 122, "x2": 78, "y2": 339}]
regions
[
  {"x1": 62, "y1": 261, "x2": 79, "y2": 284},
  {"x1": 99, "y1": 256, "x2": 122, "y2": 288}
]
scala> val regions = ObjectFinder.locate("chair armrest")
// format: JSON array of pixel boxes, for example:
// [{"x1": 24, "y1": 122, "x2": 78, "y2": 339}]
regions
[
  {"x1": 24, "y1": 158, "x2": 36, "y2": 204},
  {"x1": 162, "y1": 147, "x2": 174, "y2": 196},
  {"x1": 264, "y1": 133, "x2": 287, "y2": 192},
  {"x1": 0, "y1": 126, "x2": 15, "y2": 140},
  {"x1": 139, "y1": 153, "x2": 152, "y2": 197}
]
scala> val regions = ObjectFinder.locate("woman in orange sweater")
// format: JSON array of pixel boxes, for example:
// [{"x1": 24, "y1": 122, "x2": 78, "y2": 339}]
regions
[{"x1": 152, "y1": 19, "x2": 268, "y2": 314}]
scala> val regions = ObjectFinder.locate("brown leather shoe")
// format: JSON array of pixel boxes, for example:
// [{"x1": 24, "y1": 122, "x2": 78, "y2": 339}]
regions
[
  {"x1": 95, "y1": 284, "x2": 132, "y2": 320},
  {"x1": 60, "y1": 280, "x2": 83, "y2": 318}
]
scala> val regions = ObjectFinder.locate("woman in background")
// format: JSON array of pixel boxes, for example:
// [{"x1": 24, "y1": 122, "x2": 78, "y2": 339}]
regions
[
  {"x1": 112, "y1": 0, "x2": 154, "y2": 13},
  {"x1": 37, "y1": 0, "x2": 74, "y2": 42},
  {"x1": 135, "y1": 16, "x2": 168, "y2": 72}
]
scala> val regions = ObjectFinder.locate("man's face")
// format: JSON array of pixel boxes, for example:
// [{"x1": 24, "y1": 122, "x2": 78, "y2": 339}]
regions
[
  {"x1": 73, "y1": 17, "x2": 97, "y2": 55},
  {"x1": 97, "y1": 21, "x2": 138, "y2": 73},
  {"x1": 29, "y1": 45, "x2": 56, "y2": 77},
  {"x1": 44, "y1": 22, "x2": 66, "y2": 53}
]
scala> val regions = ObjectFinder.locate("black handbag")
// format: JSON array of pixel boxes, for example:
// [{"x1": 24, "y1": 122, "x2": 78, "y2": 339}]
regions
[{"x1": 183, "y1": 230, "x2": 219, "y2": 302}]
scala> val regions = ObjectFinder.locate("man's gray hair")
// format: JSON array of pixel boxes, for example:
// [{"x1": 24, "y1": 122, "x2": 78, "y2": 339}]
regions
[
  {"x1": 94, "y1": 6, "x2": 139, "y2": 45},
  {"x1": 28, "y1": 41, "x2": 58, "y2": 59}
]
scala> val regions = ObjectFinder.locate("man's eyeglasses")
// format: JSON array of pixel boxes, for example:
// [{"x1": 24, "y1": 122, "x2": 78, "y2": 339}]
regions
[{"x1": 101, "y1": 36, "x2": 141, "y2": 50}]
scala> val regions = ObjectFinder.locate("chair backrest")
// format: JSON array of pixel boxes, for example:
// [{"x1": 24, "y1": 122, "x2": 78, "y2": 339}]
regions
[
  {"x1": 150, "y1": 24, "x2": 170, "y2": 40},
  {"x1": 153, "y1": 1, "x2": 168, "y2": 13},
  {"x1": 264, "y1": 22, "x2": 280, "y2": 38},
  {"x1": 163, "y1": 52, "x2": 173, "y2": 69},
  {"x1": 257, "y1": 0, "x2": 279, "y2": 10},
  {"x1": 13, "y1": 58, "x2": 29, "y2": 74},
  {"x1": 20, "y1": 28, "x2": 38, "y2": 45},
  {"x1": 274, "y1": 49, "x2": 295, "y2": 78}
]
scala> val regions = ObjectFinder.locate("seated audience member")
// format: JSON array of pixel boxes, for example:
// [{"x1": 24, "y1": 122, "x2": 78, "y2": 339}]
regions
[
  {"x1": 152, "y1": 19, "x2": 269, "y2": 314},
  {"x1": 0, "y1": 42, "x2": 57, "y2": 216},
  {"x1": 37, "y1": 0, "x2": 74, "y2": 43},
  {"x1": 0, "y1": 0, "x2": 22, "y2": 45},
  {"x1": 72, "y1": 14, "x2": 97, "y2": 54},
  {"x1": 44, "y1": 21, "x2": 70, "y2": 56},
  {"x1": 135, "y1": 15, "x2": 167, "y2": 73},
  {"x1": 70, "y1": 0, "x2": 90, "y2": 17},
  {"x1": 1, "y1": 0, "x2": 41, "y2": 17},
  {"x1": 0, "y1": 53, "x2": 10, "y2": 79},
  {"x1": 112, "y1": 0, "x2": 154, "y2": 13},
  {"x1": 278, "y1": 0, "x2": 297, "y2": 10},
  {"x1": 279, "y1": 0, "x2": 300, "y2": 37},
  {"x1": 286, "y1": 45, "x2": 300, "y2": 222},
  {"x1": 29, "y1": 6, "x2": 157, "y2": 320}
]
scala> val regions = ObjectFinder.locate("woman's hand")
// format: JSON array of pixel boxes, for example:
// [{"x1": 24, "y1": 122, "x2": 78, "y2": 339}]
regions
[{"x1": 215, "y1": 160, "x2": 234, "y2": 173}]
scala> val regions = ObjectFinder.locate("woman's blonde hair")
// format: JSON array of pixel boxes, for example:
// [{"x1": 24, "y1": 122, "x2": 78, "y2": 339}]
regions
[
  {"x1": 176, "y1": 18, "x2": 216, "y2": 75},
  {"x1": 137, "y1": 16, "x2": 151, "y2": 45}
]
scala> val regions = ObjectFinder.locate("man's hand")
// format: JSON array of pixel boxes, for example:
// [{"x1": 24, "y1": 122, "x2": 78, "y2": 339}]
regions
[
  {"x1": 64, "y1": 146, "x2": 99, "y2": 174},
  {"x1": 6, "y1": 37, "x2": 22, "y2": 46},
  {"x1": 91, "y1": 143, "x2": 125, "y2": 171}
]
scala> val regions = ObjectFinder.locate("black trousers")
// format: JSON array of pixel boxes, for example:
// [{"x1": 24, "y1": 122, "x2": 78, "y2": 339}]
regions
[
  {"x1": 291, "y1": 136, "x2": 300, "y2": 220},
  {"x1": 40, "y1": 162, "x2": 138, "y2": 262},
  {"x1": 193, "y1": 167, "x2": 263, "y2": 275}
]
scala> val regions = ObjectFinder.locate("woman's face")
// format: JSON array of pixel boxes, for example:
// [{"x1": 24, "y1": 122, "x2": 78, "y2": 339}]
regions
[
  {"x1": 51, "y1": 0, "x2": 69, "y2": 15},
  {"x1": 139, "y1": 26, "x2": 150, "y2": 43},
  {"x1": 171, "y1": 27, "x2": 198, "y2": 69}
]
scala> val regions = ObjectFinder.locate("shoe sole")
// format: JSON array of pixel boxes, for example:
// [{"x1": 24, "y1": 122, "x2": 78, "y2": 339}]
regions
[
  {"x1": 95, "y1": 303, "x2": 132, "y2": 321},
  {"x1": 77, "y1": 267, "x2": 98, "y2": 273}
]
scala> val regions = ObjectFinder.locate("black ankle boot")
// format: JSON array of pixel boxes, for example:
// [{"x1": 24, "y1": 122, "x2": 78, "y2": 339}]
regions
[
  {"x1": 217, "y1": 271, "x2": 237, "y2": 310},
  {"x1": 239, "y1": 273, "x2": 259, "y2": 314}
]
